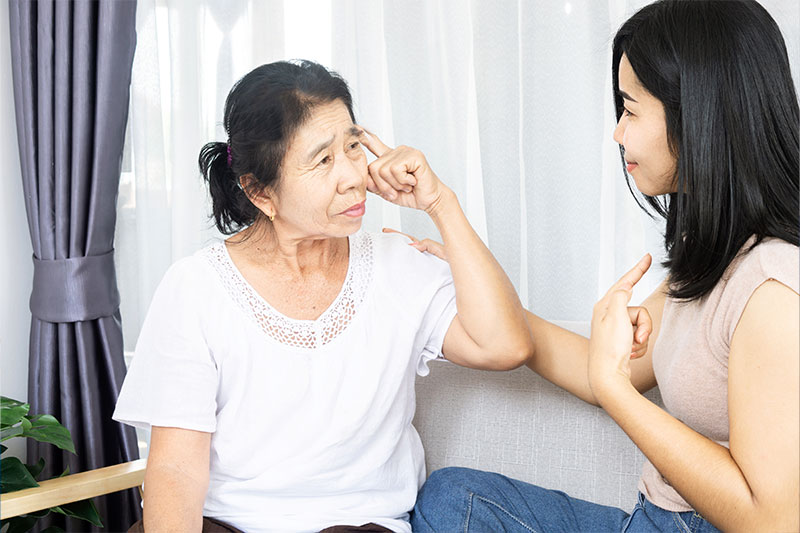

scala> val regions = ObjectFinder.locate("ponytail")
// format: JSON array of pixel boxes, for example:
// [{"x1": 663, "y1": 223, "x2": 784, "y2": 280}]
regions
[{"x1": 198, "y1": 141, "x2": 259, "y2": 234}]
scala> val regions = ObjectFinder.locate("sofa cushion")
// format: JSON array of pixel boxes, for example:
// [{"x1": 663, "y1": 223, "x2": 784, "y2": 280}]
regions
[{"x1": 413, "y1": 321, "x2": 662, "y2": 510}]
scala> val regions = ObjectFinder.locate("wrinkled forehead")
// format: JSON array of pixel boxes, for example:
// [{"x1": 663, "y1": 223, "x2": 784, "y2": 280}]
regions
[
  {"x1": 285, "y1": 100, "x2": 359, "y2": 160},
  {"x1": 299, "y1": 100, "x2": 354, "y2": 135}
]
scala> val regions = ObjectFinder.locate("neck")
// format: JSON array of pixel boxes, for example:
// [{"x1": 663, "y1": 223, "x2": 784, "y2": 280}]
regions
[{"x1": 228, "y1": 222, "x2": 349, "y2": 276}]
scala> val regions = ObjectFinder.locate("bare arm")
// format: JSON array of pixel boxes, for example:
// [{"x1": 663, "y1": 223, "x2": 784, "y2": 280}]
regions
[
  {"x1": 428, "y1": 189, "x2": 534, "y2": 370},
  {"x1": 143, "y1": 426, "x2": 211, "y2": 532},
  {"x1": 591, "y1": 280, "x2": 799, "y2": 532},
  {"x1": 399, "y1": 239, "x2": 664, "y2": 399},
  {"x1": 360, "y1": 132, "x2": 533, "y2": 370},
  {"x1": 526, "y1": 279, "x2": 666, "y2": 405}
]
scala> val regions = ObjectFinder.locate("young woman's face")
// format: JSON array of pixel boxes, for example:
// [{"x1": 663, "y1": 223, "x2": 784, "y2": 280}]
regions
[
  {"x1": 613, "y1": 54, "x2": 677, "y2": 196},
  {"x1": 269, "y1": 100, "x2": 368, "y2": 239}
]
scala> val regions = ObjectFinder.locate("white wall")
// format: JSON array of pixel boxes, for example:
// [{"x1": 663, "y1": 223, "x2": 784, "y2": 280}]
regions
[{"x1": 0, "y1": 0, "x2": 34, "y2": 462}]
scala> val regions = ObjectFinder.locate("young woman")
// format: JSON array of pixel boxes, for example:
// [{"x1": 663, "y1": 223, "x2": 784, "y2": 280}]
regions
[{"x1": 410, "y1": 1, "x2": 799, "y2": 531}]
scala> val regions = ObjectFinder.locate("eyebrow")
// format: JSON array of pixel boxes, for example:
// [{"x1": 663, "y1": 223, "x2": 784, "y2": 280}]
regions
[
  {"x1": 306, "y1": 135, "x2": 334, "y2": 162},
  {"x1": 305, "y1": 126, "x2": 364, "y2": 162},
  {"x1": 618, "y1": 90, "x2": 638, "y2": 103}
]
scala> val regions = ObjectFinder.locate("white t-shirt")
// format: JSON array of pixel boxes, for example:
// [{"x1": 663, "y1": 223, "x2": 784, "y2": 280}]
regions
[{"x1": 113, "y1": 231, "x2": 457, "y2": 533}]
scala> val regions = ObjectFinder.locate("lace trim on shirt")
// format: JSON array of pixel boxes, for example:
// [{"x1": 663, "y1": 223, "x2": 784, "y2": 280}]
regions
[{"x1": 203, "y1": 232, "x2": 373, "y2": 349}]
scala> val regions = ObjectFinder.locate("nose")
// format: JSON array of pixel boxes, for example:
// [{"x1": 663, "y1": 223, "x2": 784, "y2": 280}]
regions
[
  {"x1": 336, "y1": 152, "x2": 367, "y2": 194},
  {"x1": 613, "y1": 114, "x2": 626, "y2": 146}
]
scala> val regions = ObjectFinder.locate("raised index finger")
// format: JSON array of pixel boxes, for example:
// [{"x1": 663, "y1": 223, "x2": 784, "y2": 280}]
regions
[
  {"x1": 358, "y1": 128, "x2": 392, "y2": 158},
  {"x1": 608, "y1": 253, "x2": 652, "y2": 295},
  {"x1": 381, "y1": 227, "x2": 418, "y2": 242}
]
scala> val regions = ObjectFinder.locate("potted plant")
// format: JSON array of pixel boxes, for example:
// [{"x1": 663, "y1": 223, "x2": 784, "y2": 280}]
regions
[{"x1": 1, "y1": 396, "x2": 103, "y2": 533}]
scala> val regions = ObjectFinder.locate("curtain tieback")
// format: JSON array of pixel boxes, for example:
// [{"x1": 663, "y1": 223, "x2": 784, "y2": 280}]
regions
[{"x1": 30, "y1": 250, "x2": 121, "y2": 323}]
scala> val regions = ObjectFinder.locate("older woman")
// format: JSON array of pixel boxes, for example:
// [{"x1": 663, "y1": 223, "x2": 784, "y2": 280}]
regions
[{"x1": 113, "y1": 60, "x2": 533, "y2": 532}]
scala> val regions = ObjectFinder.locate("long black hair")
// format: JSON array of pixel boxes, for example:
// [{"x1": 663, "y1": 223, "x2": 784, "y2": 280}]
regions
[
  {"x1": 613, "y1": 0, "x2": 799, "y2": 301},
  {"x1": 198, "y1": 60, "x2": 355, "y2": 234}
]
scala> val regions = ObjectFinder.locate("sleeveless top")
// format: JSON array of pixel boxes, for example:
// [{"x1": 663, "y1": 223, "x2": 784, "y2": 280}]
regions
[{"x1": 638, "y1": 237, "x2": 799, "y2": 511}]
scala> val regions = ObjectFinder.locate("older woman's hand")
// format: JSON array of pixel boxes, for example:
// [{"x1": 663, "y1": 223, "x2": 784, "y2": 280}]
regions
[{"x1": 359, "y1": 129, "x2": 449, "y2": 214}]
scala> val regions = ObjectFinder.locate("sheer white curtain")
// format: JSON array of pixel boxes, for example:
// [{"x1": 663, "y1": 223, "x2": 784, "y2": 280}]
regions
[
  {"x1": 117, "y1": 0, "x2": 287, "y2": 348},
  {"x1": 117, "y1": 0, "x2": 799, "y2": 351},
  {"x1": 331, "y1": 0, "x2": 668, "y2": 325}
]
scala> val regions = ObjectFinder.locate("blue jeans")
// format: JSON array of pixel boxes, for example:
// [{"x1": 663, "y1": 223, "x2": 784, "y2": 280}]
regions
[{"x1": 410, "y1": 467, "x2": 720, "y2": 533}]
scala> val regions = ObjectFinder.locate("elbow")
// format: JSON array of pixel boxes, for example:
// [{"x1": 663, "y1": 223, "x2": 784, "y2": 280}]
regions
[
  {"x1": 494, "y1": 333, "x2": 535, "y2": 370},
  {"x1": 735, "y1": 515, "x2": 797, "y2": 533},
  {"x1": 730, "y1": 495, "x2": 798, "y2": 533},
  {"x1": 752, "y1": 503, "x2": 798, "y2": 533}
]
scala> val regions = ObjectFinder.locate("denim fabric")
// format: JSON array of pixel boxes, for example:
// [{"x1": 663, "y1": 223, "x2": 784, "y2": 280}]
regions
[{"x1": 410, "y1": 467, "x2": 721, "y2": 533}]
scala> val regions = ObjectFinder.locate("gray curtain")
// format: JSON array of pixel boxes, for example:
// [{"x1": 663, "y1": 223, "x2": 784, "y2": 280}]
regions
[{"x1": 8, "y1": 0, "x2": 141, "y2": 531}]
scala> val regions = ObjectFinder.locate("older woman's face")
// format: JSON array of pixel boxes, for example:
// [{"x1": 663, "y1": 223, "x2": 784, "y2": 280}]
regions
[{"x1": 271, "y1": 100, "x2": 368, "y2": 239}]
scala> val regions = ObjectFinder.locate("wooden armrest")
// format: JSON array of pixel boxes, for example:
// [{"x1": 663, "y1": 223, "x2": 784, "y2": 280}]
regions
[{"x1": 0, "y1": 458, "x2": 146, "y2": 519}]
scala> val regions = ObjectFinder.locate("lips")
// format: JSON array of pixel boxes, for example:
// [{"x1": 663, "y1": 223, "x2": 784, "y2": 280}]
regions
[
  {"x1": 625, "y1": 160, "x2": 638, "y2": 173},
  {"x1": 340, "y1": 200, "x2": 366, "y2": 217}
]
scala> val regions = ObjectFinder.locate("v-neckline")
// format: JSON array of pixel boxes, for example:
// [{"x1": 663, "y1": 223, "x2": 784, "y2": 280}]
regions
[{"x1": 219, "y1": 236, "x2": 354, "y2": 325}]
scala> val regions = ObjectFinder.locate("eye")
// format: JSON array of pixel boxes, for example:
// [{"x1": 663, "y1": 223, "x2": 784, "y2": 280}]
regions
[
  {"x1": 623, "y1": 107, "x2": 635, "y2": 117},
  {"x1": 317, "y1": 155, "x2": 332, "y2": 167},
  {"x1": 348, "y1": 142, "x2": 360, "y2": 150}
]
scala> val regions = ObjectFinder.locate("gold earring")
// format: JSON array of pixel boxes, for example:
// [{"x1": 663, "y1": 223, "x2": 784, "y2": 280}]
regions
[{"x1": 269, "y1": 214, "x2": 275, "y2": 222}]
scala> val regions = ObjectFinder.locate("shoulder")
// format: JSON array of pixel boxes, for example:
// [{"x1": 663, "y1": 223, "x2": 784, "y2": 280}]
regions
[
  {"x1": 164, "y1": 250, "x2": 214, "y2": 282},
  {"x1": 710, "y1": 237, "x2": 798, "y2": 349},
  {"x1": 370, "y1": 229, "x2": 414, "y2": 257},
  {"x1": 136, "y1": 244, "x2": 227, "y2": 348},
  {"x1": 152, "y1": 243, "x2": 222, "y2": 306},
  {"x1": 370, "y1": 230, "x2": 451, "y2": 277},
  {"x1": 362, "y1": 230, "x2": 454, "y2": 306},
  {"x1": 726, "y1": 237, "x2": 798, "y2": 293}
]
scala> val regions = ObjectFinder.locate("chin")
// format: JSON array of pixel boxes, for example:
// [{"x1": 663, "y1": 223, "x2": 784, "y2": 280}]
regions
[
  {"x1": 344, "y1": 222, "x2": 362, "y2": 235},
  {"x1": 631, "y1": 177, "x2": 665, "y2": 197},
  {"x1": 631, "y1": 169, "x2": 678, "y2": 197},
  {"x1": 331, "y1": 218, "x2": 363, "y2": 237}
]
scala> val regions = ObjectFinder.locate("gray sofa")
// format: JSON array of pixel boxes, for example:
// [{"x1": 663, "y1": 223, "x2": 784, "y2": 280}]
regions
[{"x1": 413, "y1": 321, "x2": 663, "y2": 511}]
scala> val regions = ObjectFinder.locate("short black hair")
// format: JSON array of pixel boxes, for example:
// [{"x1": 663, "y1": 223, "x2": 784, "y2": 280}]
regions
[
  {"x1": 198, "y1": 60, "x2": 355, "y2": 234},
  {"x1": 613, "y1": 0, "x2": 799, "y2": 301}
]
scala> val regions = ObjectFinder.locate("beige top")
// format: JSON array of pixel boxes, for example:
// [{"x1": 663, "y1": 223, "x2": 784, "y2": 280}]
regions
[{"x1": 638, "y1": 237, "x2": 799, "y2": 512}]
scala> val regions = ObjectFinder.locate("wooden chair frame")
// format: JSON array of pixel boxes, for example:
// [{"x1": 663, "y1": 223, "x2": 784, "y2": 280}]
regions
[{"x1": 0, "y1": 459, "x2": 146, "y2": 520}]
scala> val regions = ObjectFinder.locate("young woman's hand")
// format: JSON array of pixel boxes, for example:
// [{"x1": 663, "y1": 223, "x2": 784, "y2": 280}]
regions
[
  {"x1": 588, "y1": 254, "x2": 653, "y2": 402},
  {"x1": 359, "y1": 129, "x2": 450, "y2": 214},
  {"x1": 381, "y1": 228, "x2": 448, "y2": 261}
]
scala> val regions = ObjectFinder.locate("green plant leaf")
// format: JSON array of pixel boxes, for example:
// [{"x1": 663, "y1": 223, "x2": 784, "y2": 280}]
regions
[
  {"x1": 1, "y1": 425, "x2": 24, "y2": 442},
  {"x1": 21, "y1": 415, "x2": 75, "y2": 454},
  {"x1": 51, "y1": 499, "x2": 103, "y2": 528},
  {"x1": 1, "y1": 456, "x2": 40, "y2": 493},
  {"x1": 1, "y1": 404, "x2": 29, "y2": 429},
  {"x1": 25, "y1": 457, "x2": 46, "y2": 480},
  {"x1": 1, "y1": 514, "x2": 39, "y2": 533},
  {"x1": 59, "y1": 466, "x2": 70, "y2": 477},
  {"x1": 0, "y1": 397, "x2": 27, "y2": 410}
]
